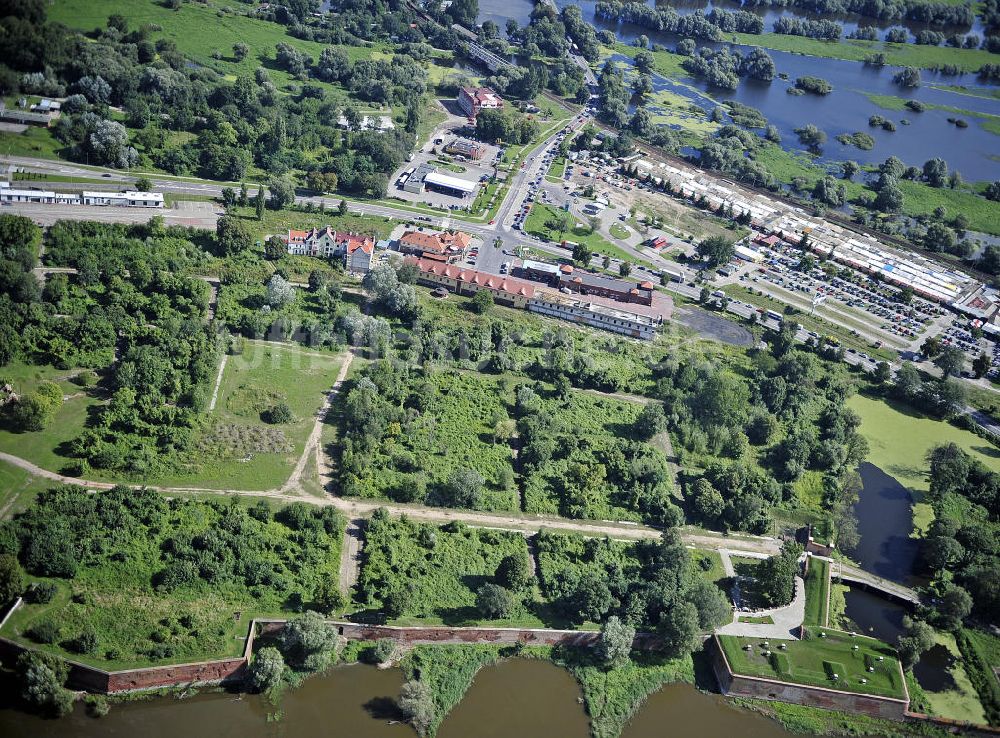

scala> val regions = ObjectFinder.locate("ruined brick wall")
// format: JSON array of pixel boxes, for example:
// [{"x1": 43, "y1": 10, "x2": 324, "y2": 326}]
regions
[{"x1": 103, "y1": 659, "x2": 246, "y2": 692}]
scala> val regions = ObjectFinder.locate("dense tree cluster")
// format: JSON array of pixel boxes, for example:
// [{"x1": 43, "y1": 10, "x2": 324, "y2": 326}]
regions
[
  {"x1": 536, "y1": 529, "x2": 730, "y2": 655},
  {"x1": 595, "y1": 2, "x2": 766, "y2": 41},
  {"x1": 773, "y1": 17, "x2": 842, "y2": 39},
  {"x1": 0, "y1": 1, "x2": 420, "y2": 197},
  {"x1": 918, "y1": 444, "x2": 999, "y2": 623}
]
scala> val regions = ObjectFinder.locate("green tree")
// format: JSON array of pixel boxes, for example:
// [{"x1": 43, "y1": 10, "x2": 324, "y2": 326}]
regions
[
  {"x1": 398, "y1": 680, "x2": 435, "y2": 736},
  {"x1": 247, "y1": 646, "x2": 285, "y2": 694},
  {"x1": 18, "y1": 652, "x2": 73, "y2": 717},
  {"x1": 0, "y1": 554, "x2": 25, "y2": 604},
  {"x1": 313, "y1": 578, "x2": 345, "y2": 615},
  {"x1": 495, "y1": 550, "x2": 532, "y2": 592},
  {"x1": 896, "y1": 617, "x2": 935, "y2": 670},
  {"x1": 134, "y1": 177, "x2": 153, "y2": 192},
  {"x1": 934, "y1": 346, "x2": 965, "y2": 377},
  {"x1": 756, "y1": 541, "x2": 802, "y2": 608},
  {"x1": 471, "y1": 289, "x2": 494, "y2": 314},
  {"x1": 619, "y1": 261, "x2": 632, "y2": 278},
  {"x1": 973, "y1": 351, "x2": 991, "y2": 379},
  {"x1": 264, "y1": 235, "x2": 287, "y2": 261},
  {"x1": 633, "y1": 402, "x2": 667, "y2": 440},
  {"x1": 572, "y1": 241, "x2": 590, "y2": 265},
  {"x1": 268, "y1": 176, "x2": 296, "y2": 210},
  {"x1": 216, "y1": 215, "x2": 253, "y2": 256},
  {"x1": 441, "y1": 468, "x2": 484, "y2": 508},
  {"x1": 279, "y1": 610, "x2": 338, "y2": 671},
  {"x1": 696, "y1": 236, "x2": 735, "y2": 267},
  {"x1": 476, "y1": 582, "x2": 516, "y2": 619},
  {"x1": 596, "y1": 615, "x2": 635, "y2": 668}
]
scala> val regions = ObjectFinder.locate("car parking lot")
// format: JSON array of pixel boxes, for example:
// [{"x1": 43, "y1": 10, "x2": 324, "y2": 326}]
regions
[{"x1": 732, "y1": 238, "x2": 947, "y2": 348}]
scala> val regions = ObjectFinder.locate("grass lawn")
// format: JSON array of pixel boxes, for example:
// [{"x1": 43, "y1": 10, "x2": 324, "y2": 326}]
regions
[
  {"x1": 609, "y1": 223, "x2": 631, "y2": 240},
  {"x1": 0, "y1": 362, "x2": 105, "y2": 478},
  {"x1": 524, "y1": 204, "x2": 639, "y2": 264},
  {"x1": 0, "y1": 461, "x2": 55, "y2": 520},
  {"x1": 739, "y1": 615, "x2": 775, "y2": 624},
  {"x1": 719, "y1": 627, "x2": 906, "y2": 699},
  {"x1": 150, "y1": 342, "x2": 343, "y2": 490},
  {"x1": 803, "y1": 557, "x2": 830, "y2": 627},
  {"x1": 691, "y1": 548, "x2": 727, "y2": 590},
  {"x1": 727, "y1": 33, "x2": 996, "y2": 72},
  {"x1": 921, "y1": 631, "x2": 988, "y2": 725}
]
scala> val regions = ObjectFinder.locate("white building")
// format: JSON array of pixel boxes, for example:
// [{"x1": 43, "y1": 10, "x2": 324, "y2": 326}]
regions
[{"x1": 528, "y1": 294, "x2": 659, "y2": 340}]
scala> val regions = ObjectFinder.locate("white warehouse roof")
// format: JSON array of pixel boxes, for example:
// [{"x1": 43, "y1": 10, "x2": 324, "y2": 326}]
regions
[{"x1": 423, "y1": 171, "x2": 477, "y2": 193}]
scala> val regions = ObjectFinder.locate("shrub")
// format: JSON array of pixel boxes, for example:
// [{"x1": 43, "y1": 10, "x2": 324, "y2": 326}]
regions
[
  {"x1": 369, "y1": 638, "x2": 397, "y2": 664},
  {"x1": 247, "y1": 646, "x2": 285, "y2": 694},
  {"x1": 25, "y1": 582, "x2": 57, "y2": 604},
  {"x1": 262, "y1": 402, "x2": 294, "y2": 424},
  {"x1": 85, "y1": 694, "x2": 110, "y2": 718},
  {"x1": 27, "y1": 619, "x2": 60, "y2": 644}
]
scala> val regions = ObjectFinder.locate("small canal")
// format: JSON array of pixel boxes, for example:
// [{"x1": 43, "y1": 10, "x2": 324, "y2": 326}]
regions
[{"x1": 0, "y1": 659, "x2": 804, "y2": 738}]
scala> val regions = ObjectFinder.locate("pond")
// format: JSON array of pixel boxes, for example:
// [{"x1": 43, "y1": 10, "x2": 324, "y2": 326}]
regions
[
  {"x1": 0, "y1": 658, "x2": 803, "y2": 738},
  {"x1": 479, "y1": 0, "x2": 1000, "y2": 181},
  {"x1": 851, "y1": 462, "x2": 921, "y2": 585}
]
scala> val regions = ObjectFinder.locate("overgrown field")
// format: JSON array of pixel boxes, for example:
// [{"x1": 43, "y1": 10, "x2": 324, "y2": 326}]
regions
[
  {"x1": 1, "y1": 487, "x2": 342, "y2": 669},
  {"x1": 353, "y1": 512, "x2": 533, "y2": 625}
]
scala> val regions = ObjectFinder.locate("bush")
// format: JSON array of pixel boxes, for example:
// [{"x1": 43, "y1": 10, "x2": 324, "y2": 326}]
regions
[
  {"x1": 27, "y1": 619, "x2": 61, "y2": 644},
  {"x1": 85, "y1": 694, "x2": 110, "y2": 718},
  {"x1": 69, "y1": 625, "x2": 99, "y2": 655},
  {"x1": 368, "y1": 638, "x2": 397, "y2": 664},
  {"x1": 263, "y1": 402, "x2": 294, "y2": 424},
  {"x1": 25, "y1": 582, "x2": 57, "y2": 604},
  {"x1": 475, "y1": 583, "x2": 517, "y2": 619}
]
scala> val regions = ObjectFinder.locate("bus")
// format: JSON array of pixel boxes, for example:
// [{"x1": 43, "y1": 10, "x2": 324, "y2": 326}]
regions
[{"x1": 766, "y1": 309, "x2": 783, "y2": 322}]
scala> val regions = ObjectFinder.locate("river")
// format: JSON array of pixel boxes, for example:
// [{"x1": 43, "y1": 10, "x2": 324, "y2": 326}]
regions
[
  {"x1": 478, "y1": 0, "x2": 1000, "y2": 181},
  {"x1": 0, "y1": 659, "x2": 804, "y2": 738}
]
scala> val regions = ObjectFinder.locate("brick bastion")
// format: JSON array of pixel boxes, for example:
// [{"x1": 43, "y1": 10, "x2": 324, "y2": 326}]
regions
[{"x1": 708, "y1": 634, "x2": 910, "y2": 721}]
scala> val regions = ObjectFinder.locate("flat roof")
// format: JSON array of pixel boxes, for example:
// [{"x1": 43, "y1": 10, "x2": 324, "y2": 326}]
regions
[
  {"x1": 521, "y1": 259, "x2": 561, "y2": 274},
  {"x1": 423, "y1": 171, "x2": 477, "y2": 193}
]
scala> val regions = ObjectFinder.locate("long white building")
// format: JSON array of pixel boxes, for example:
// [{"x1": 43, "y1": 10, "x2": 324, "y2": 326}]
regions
[{"x1": 0, "y1": 182, "x2": 164, "y2": 208}]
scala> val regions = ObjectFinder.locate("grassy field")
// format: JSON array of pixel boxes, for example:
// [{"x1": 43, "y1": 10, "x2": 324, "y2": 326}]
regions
[
  {"x1": 3, "y1": 490, "x2": 342, "y2": 670},
  {"x1": 0, "y1": 362, "x2": 106, "y2": 478},
  {"x1": 803, "y1": 557, "x2": 830, "y2": 627},
  {"x1": 47, "y1": 0, "x2": 381, "y2": 98},
  {"x1": 146, "y1": 342, "x2": 343, "y2": 490},
  {"x1": 719, "y1": 627, "x2": 905, "y2": 699},
  {"x1": 524, "y1": 204, "x2": 638, "y2": 263},
  {"x1": 229, "y1": 204, "x2": 395, "y2": 245},
  {"x1": 0, "y1": 461, "x2": 54, "y2": 520},
  {"x1": 727, "y1": 33, "x2": 997, "y2": 72}
]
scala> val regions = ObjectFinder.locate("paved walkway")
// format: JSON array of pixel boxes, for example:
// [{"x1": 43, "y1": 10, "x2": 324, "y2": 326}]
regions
[{"x1": 716, "y1": 575, "x2": 806, "y2": 640}]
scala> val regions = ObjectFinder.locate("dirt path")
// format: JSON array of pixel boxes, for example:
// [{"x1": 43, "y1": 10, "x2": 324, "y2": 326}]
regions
[
  {"x1": 207, "y1": 354, "x2": 228, "y2": 412},
  {"x1": 280, "y1": 352, "x2": 354, "y2": 495},
  {"x1": 339, "y1": 518, "x2": 365, "y2": 596}
]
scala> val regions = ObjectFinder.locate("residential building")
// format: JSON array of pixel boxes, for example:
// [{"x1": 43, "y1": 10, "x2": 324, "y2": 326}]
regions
[
  {"x1": 405, "y1": 257, "x2": 536, "y2": 307},
  {"x1": 281, "y1": 227, "x2": 375, "y2": 270},
  {"x1": 444, "y1": 139, "x2": 486, "y2": 160},
  {"x1": 397, "y1": 229, "x2": 472, "y2": 263},
  {"x1": 336, "y1": 114, "x2": 395, "y2": 131},
  {"x1": 457, "y1": 87, "x2": 504, "y2": 118}
]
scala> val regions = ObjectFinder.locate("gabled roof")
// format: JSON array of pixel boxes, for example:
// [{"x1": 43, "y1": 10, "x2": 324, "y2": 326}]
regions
[{"x1": 405, "y1": 257, "x2": 535, "y2": 298}]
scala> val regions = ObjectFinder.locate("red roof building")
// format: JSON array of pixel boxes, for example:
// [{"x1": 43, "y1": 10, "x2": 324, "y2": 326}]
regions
[
  {"x1": 405, "y1": 256, "x2": 535, "y2": 307},
  {"x1": 457, "y1": 87, "x2": 504, "y2": 119}
]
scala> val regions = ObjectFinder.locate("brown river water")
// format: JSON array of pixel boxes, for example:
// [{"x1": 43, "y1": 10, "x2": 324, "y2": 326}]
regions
[{"x1": 0, "y1": 658, "x2": 802, "y2": 738}]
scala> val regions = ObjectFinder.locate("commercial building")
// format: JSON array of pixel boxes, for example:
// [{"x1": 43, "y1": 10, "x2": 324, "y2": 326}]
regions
[
  {"x1": 405, "y1": 257, "x2": 536, "y2": 308},
  {"x1": 444, "y1": 138, "x2": 486, "y2": 160},
  {"x1": 555, "y1": 265, "x2": 654, "y2": 306},
  {"x1": 422, "y1": 171, "x2": 478, "y2": 199},
  {"x1": 734, "y1": 244, "x2": 764, "y2": 262},
  {"x1": 0, "y1": 184, "x2": 163, "y2": 207},
  {"x1": 457, "y1": 87, "x2": 504, "y2": 119},
  {"x1": 519, "y1": 259, "x2": 562, "y2": 285},
  {"x1": 528, "y1": 294, "x2": 660, "y2": 340},
  {"x1": 403, "y1": 163, "x2": 436, "y2": 194},
  {"x1": 397, "y1": 229, "x2": 472, "y2": 263}
]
